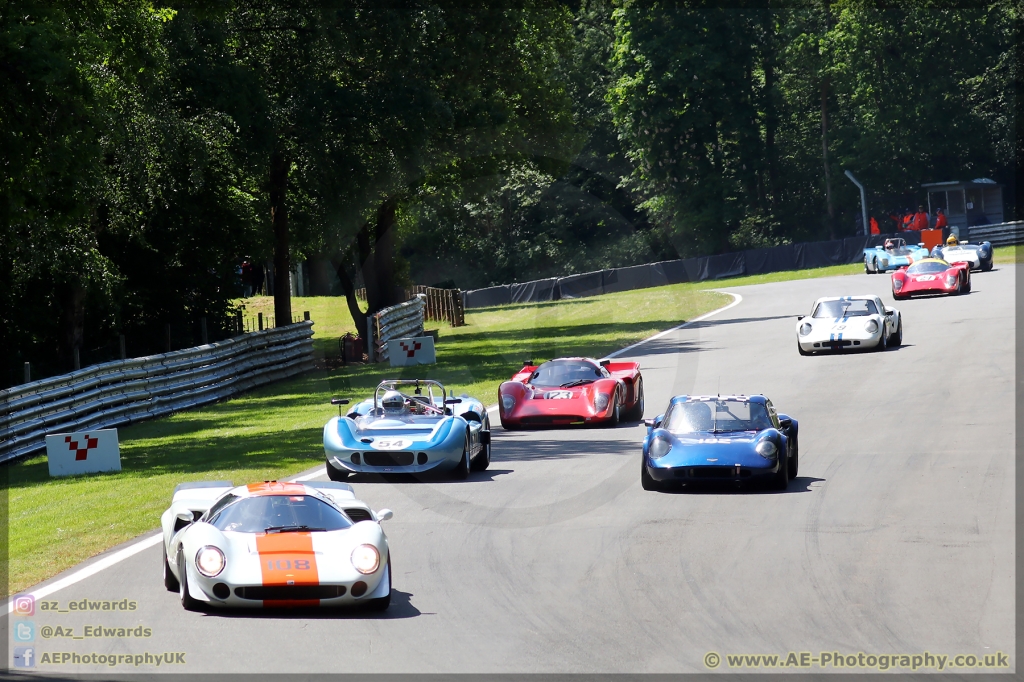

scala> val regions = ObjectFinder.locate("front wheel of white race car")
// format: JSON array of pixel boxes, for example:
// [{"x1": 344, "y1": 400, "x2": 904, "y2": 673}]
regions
[
  {"x1": 177, "y1": 549, "x2": 202, "y2": 612},
  {"x1": 163, "y1": 546, "x2": 179, "y2": 592},
  {"x1": 363, "y1": 555, "x2": 392, "y2": 611}
]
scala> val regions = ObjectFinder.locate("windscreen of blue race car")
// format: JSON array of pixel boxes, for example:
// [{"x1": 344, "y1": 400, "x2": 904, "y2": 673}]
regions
[
  {"x1": 205, "y1": 495, "x2": 354, "y2": 533},
  {"x1": 530, "y1": 360, "x2": 604, "y2": 387},
  {"x1": 663, "y1": 399, "x2": 774, "y2": 434},
  {"x1": 812, "y1": 299, "x2": 878, "y2": 318}
]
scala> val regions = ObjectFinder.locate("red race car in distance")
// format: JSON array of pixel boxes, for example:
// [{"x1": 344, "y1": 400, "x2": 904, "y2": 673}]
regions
[
  {"x1": 891, "y1": 258, "x2": 971, "y2": 300},
  {"x1": 498, "y1": 358, "x2": 644, "y2": 429}
]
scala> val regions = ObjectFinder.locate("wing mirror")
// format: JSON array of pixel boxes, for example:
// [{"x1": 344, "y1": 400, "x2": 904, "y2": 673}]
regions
[
  {"x1": 175, "y1": 511, "x2": 194, "y2": 527},
  {"x1": 778, "y1": 417, "x2": 793, "y2": 429},
  {"x1": 644, "y1": 417, "x2": 663, "y2": 429},
  {"x1": 885, "y1": 309, "x2": 894, "y2": 316},
  {"x1": 375, "y1": 509, "x2": 393, "y2": 522},
  {"x1": 600, "y1": 359, "x2": 611, "y2": 367},
  {"x1": 331, "y1": 398, "x2": 350, "y2": 405},
  {"x1": 445, "y1": 398, "x2": 462, "y2": 404}
]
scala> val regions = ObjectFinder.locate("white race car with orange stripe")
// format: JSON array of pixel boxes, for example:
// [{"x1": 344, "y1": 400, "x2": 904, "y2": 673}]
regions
[{"x1": 161, "y1": 480, "x2": 392, "y2": 611}]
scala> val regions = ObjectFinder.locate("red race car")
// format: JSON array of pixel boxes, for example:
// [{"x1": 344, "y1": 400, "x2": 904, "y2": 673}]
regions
[
  {"x1": 498, "y1": 357, "x2": 644, "y2": 429},
  {"x1": 891, "y1": 257, "x2": 971, "y2": 300}
]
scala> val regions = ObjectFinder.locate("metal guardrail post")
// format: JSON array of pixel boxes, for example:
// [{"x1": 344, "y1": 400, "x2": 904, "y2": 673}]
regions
[
  {"x1": 201, "y1": 317, "x2": 208, "y2": 345},
  {"x1": 366, "y1": 318, "x2": 375, "y2": 363},
  {"x1": 73, "y1": 347, "x2": 80, "y2": 371},
  {"x1": 23, "y1": 362, "x2": 30, "y2": 384},
  {"x1": 258, "y1": 313, "x2": 263, "y2": 331}
]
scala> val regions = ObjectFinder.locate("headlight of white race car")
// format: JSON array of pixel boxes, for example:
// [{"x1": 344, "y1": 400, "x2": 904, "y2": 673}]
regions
[
  {"x1": 351, "y1": 544, "x2": 380, "y2": 575},
  {"x1": 649, "y1": 436, "x2": 672, "y2": 459},
  {"x1": 501, "y1": 394, "x2": 515, "y2": 411},
  {"x1": 865, "y1": 319, "x2": 879, "y2": 333},
  {"x1": 595, "y1": 393, "x2": 610, "y2": 412},
  {"x1": 755, "y1": 440, "x2": 778, "y2": 459},
  {"x1": 196, "y1": 546, "x2": 225, "y2": 577},
  {"x1": 799, "y1": 322, "x2": 812, "y2": 336}
]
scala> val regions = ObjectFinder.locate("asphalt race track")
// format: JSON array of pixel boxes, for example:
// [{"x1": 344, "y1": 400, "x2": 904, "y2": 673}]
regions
[{"x1": 8, "y1": 266, "x2": 1015, "y2": 674}]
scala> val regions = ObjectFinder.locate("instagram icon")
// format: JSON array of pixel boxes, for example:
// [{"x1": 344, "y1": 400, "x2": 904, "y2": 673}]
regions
[{"x1": 12, "y1": 594, "x2": 35, "y2": 616}]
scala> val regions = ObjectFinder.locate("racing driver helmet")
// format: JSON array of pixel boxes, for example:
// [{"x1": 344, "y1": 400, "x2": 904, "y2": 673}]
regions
[
  {"x1": 381, "y1": 390, "x2": 407, "y2": 415},
  {"x1": 883, "y1": 239, "x2": 894, "y2": 250},
  {"x1": 946, "y1": 233, "x2": 959, "y2": 246}
]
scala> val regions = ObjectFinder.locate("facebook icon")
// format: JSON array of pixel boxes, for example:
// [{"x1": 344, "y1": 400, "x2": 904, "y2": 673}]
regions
[{"x1": 14, "y1": 647, "x2": 35, "y2": 668}]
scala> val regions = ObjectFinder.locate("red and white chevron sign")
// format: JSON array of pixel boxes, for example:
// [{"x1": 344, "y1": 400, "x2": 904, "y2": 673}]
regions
[
  {"x1": 44, "y1": 429, "x2": 121, "y2": 477},
  {"x1": 387, "y1": 336, "x2": 436, "y2": 367}
]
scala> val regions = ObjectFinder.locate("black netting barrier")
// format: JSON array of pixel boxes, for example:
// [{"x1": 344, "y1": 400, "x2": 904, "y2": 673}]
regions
[
  {"x1": 603, "y1": 264, "x2": 655, "y2": 294},
  {"x1": 464, "y1": 284, "x2": 512, "y2": 308},
  {"x1": 556, "y1": 270, "x2": 606, "y2": 299},
  {"x1": 698, "y1": 252, "x2": 746, "y2": 280},
  {"x1": 745, "y1": 245, "x2": 798, "y2": 275},
  {"x1": 511, "y1": 277, "x2": 559, "y2": 304}
]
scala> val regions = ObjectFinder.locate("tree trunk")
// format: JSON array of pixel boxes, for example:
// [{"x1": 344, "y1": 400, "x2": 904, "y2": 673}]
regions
[
  {"x1": 57, "y1": 284, "x2": 85, "y2": 371},
  {"x1": 371, "y1": 197, "x2": 403, "y2": 310},
  {"x1": 331, "y1": 255, "x2": 368, "y2": 335},
  {"x1": 269, "y1": 148, "x2": 292, "y2": 326},
  {"x1": 820, "y1": 2, "x2": 836, "y2": 240},
  {"x1": 820, "y1": 75, "x2": 836, "y2": 240},
  {"x1": 763, "y1": 29, "x2": 779, "y2": 212}
]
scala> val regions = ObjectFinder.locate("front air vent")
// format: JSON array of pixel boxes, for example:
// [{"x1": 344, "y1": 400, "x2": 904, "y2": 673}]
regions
[
  {"x1": 363, "y1": 451, "x2": 414, "y2": 466},
  {"x1": 345, "y1": 508, "x2": 373, "y2": 523},
  {"x1": 234, "y1": 585, "x2": 346, "y2": 600}
]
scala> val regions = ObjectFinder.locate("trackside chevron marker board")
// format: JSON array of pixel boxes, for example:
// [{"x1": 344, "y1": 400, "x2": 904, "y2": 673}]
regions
[
  {"x1": 45, "y1": 429, "x2": 121, "y2": 476},
  {"x1": 387, "y1": 336, "x2": 436, "y2": 366}
]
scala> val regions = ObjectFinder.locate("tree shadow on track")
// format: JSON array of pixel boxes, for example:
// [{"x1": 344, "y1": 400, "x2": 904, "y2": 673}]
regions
[
  {"x1": 198, "y1": 589, "x2": 422, "y2": 620},
  {"x1": 651, "y1": 476, "x2": 825, "y2": 495}
]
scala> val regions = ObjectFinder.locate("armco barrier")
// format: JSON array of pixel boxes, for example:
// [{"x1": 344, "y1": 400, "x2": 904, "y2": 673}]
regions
[
  {"x1": 372, "y1": 295, "x2": 426, "y2": 363},
  {"x1": 0, "y1": 322, "x2": 314, "y2": 464},
  {"x1": 966, "y1": 220, "x2": 1023, "y2": 247}
]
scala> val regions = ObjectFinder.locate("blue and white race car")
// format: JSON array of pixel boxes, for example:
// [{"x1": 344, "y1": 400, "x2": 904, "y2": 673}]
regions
[
  {"x1": 863, "y1": 238, "x2": 930, "y2": 273},
  {"x1": 640, "y1": 395, "x2": 798, "y2": 491},
  {"x1": 323, "y1": 379, "x2": 490, "y2": 481},
  {"x1": 930, "y1": 241, "x2": 993, "y2": 271}
]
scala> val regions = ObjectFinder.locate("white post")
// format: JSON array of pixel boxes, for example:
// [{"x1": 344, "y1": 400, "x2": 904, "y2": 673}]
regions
[{"x1": 844, "y1": 170, "x2": 869, "y2": 236}]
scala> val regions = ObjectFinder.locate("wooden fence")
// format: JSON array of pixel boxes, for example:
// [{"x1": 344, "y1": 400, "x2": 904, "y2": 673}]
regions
[{"x1": 355, "y1": 286, "x2": 464, "y2": 327}]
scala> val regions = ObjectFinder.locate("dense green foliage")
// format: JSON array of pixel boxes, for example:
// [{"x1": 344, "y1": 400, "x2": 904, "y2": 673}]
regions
[{"x1": 2, "y1": 1, "x2": 1019, "y2": 385}]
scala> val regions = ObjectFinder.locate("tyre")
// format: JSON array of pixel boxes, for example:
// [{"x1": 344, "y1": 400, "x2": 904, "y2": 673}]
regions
[
  {"x1": 163, "y1": 545, "x2": 179, "y2": 592},
  {"x1": 864, "y1": 258, "x2": 871, "y2": 274},
  {"x1": 963, "y1": 274, "x2": 972, "y2": 293},
  {"x1": 797, "y1": 342, "x2": 810, "y2": 356},
  {"x1": 640, "y1": 459, "x2": 661, "y2": 491},
  {"x1": 363, "y1": 556, "x2": 392, "y2": 611},
  {"x1": 874, "y1": 328, "x2": 888, "y2": 352},
  {"x1": 787, "y1": 437, "x2": 799, "y2": 479},
  {"x1": 326, "y1": 460, "x2": 350, "y2": 481},
  {"x1": 623, "y1": 378, "x2": 645, "y2": 421},
  {"x1": 470, "y1": 420, "x2": 491, "y2": 472},
  {"x1": 177, "y1": 549, "x2": 202, "y2": 612},
  {"x1": 772, "y1": 453, "x2": 790, "y2": 491},
  {"x1": 890, "y1": 318, "x2": 903, "y2": 347},
  {"x1": 453, "y1": 431, "x2": 471, "y2": 480}
]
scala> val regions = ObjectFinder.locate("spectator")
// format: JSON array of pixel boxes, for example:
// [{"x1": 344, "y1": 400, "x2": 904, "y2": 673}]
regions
[
  {"x1": 241, "y1": 260, "x2": 253, "y2": 297},
  {"x1": 870, "y1": 216, "x2": 880, "y2": 235},
  {"x1": 901, "y1": 209, "x2": 914, "y2": 232},
  {"x1": 912, "y1": 205, "x2": 929, "y2": 231},
  {"x1": 934, "y1": 207, "x2": 947, "y2": 230}
]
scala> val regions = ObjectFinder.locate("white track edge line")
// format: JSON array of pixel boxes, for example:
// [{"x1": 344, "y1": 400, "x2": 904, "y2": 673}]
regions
[{"x1": 6, "y1": 293, "x2": 743, "y2": 607}]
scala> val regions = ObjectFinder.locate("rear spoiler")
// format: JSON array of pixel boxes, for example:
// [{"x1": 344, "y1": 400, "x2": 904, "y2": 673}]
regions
[{"x1": 603, "y1": 361, "x2": 640, "y2": 376}]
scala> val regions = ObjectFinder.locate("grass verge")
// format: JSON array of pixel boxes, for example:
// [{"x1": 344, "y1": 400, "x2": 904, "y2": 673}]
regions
[{"x1": 1, "y1": 258, "x2": 955, "y2": 592}]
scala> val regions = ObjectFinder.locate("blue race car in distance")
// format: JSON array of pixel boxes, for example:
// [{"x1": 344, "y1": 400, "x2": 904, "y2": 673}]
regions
[
  {"x1": 323, "y1": 379, "x2": 490, "y2": 481},
  {"x1": 863, "y1": 238, "x2": 930, "y2": 274},
  {"x1": 640, "y1": 395, "x2": 798, "y2": 491}
]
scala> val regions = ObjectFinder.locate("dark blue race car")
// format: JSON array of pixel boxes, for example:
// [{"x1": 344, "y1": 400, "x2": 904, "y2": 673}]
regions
[{"x1": 640, "y1": 395, "x2": 799, "y2": 491}]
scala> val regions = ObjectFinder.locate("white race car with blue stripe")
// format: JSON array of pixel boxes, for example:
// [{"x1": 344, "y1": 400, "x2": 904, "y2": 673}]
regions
[{"x1": 796, "y1": 295, "x2": 902, "y2": 355}]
